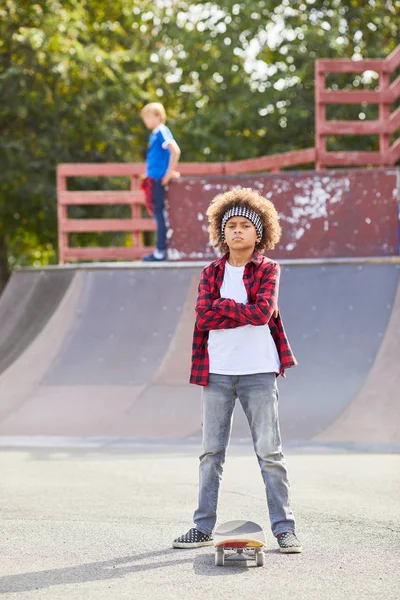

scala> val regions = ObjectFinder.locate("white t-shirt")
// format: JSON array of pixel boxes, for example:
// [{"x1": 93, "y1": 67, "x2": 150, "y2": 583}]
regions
[{"x1": 208, "y1": 263, "x2": 280, "y2": 375}]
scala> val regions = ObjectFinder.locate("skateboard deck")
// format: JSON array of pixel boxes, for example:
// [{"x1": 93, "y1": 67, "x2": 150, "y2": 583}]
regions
[{"x1": 214, "y1": 520, "x2": 265, "y2": 566}]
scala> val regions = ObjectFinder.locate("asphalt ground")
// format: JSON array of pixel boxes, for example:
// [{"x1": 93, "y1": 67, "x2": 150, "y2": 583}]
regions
[{"x1": 0, "y1": 443, "x2": 399, "y2": 600}]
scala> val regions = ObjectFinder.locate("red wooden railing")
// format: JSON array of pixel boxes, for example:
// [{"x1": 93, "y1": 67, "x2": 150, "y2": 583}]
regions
[
  {"x1": 57, "y1": 163, "x2": 153, "y2": 263},
  {"x1": 57, "y1": 44, "x2": 400, "y2": 263},
  {"x1": 315, "y1": 44, "x2": 400, "y2": 169},
  {"x1": 57, "y1": 149, "x2": 315, "y2": 263}
]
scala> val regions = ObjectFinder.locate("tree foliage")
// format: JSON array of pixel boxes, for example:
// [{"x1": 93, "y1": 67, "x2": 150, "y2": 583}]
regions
[{"x1": 0, "y1": 0, "x2": 398, "y2": 285}]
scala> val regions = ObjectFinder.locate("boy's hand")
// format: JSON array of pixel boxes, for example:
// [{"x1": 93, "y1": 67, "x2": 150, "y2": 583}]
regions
[
  {"x1": 273, "y1": 307, "x2": 279, "y2": 319},
  {"x1": 162, "y1": 170, "x2": 180, "y2": 186}
]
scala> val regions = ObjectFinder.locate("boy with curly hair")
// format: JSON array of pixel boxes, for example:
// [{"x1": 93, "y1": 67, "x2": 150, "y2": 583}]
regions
[{"x1": 173, "y1": 188, "x2": 302, "y2": 553}]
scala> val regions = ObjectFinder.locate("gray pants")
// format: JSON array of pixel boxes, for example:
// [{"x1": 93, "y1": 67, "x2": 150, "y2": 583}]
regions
[{"x1": 193, "y1": 373, "x2": 296, "y2": 536}]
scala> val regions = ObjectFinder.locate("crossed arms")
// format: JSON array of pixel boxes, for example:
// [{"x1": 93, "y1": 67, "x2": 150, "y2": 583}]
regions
[{"x1": 195, "y1": 263, "x2": 280, "y2": 332}]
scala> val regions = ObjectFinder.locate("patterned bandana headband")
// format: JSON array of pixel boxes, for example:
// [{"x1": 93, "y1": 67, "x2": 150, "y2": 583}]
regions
[{"x1": 221, "y1": 205, "x2": 263, "y2": 242}]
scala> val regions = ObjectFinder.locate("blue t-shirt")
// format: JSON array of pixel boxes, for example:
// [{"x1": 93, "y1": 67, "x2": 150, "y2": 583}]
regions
[{"x1": 146, "y1": 124, "x2": 174, "y2": 180}]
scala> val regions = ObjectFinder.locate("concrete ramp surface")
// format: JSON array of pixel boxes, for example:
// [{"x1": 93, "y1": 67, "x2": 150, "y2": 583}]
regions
[{"x1": 0, "y1": 261, "x2": 399, "y2": 444}]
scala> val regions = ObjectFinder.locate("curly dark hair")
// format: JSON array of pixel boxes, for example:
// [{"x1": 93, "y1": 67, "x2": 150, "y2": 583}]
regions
[{"x1": 206, "y1": 187, "x2": 282, "y2": 254}]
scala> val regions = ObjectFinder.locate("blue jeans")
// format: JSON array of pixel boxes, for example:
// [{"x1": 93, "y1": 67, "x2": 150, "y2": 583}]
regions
[
  {"x1": 193, "y1": 373, "x2": 296, "y2": 537},
  {"x1": 151, "y1": 179, "x2": 167, "y2": 252}
]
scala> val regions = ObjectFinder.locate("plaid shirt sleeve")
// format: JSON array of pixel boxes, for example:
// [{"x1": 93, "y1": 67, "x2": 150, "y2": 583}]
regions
[
  {"x1": 195, "y1": 266, "x2": 242, "y2": 331},
  {"x1": 269, "y1": 311, "x2": 298, "y2": 377},
  {"x1": 212, "y1": 262, "x2": 280, "y2": 326}
]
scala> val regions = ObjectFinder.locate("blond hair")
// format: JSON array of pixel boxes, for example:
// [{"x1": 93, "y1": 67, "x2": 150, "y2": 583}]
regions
[
  {"x1": 206, "y1": 188, "x2": 282, "y2": 254},
  {"x1": 141, "y1": 102, "x2": 167, "y2": 123}
]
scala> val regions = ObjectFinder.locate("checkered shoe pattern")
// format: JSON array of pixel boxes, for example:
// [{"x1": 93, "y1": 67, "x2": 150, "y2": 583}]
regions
[
  {"x1": 173, "y1": 528, "x2": 214, "y2": 549},
  {"x1": 277, "y1": 532, "x2": 302, "y2": 553}
]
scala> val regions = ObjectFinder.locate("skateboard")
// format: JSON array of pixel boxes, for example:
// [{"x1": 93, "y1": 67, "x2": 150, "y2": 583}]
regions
[{"x1": 214, "y1": 520, "x2": 265, "y2": 567}]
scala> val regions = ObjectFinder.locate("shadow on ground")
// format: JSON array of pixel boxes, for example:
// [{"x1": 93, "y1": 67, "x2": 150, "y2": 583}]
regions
[{"x1": 0, "y1": 547, "x2": 287, "y2": 593}]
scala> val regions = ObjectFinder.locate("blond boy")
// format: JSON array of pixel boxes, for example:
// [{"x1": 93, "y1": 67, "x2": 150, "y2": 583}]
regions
[{"x1": 140, "y1": 103, "x2": 181, "y2": 261}]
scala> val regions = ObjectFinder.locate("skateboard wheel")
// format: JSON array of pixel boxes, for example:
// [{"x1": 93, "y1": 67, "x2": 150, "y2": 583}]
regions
[
  {"x1": 215, "y1": 548, "x2": 224, "y2": 567},
  {"x1": 255, "y1": 550, "x2": 265, "y2": 567}
]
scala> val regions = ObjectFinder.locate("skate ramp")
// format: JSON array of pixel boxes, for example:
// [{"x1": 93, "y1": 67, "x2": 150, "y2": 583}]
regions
[
  {"x1": 0, "y1": 261, "x2": 399, "y2": 444},
  {"x1": 272, "y1": 262, "x2": 400, "y2": 442},
  {"x1": 0, "y1": 270, "x2": 74, "y2": 376},
  {"x1": 315, "y1": 276, "x2": 400, "y2": 443}
]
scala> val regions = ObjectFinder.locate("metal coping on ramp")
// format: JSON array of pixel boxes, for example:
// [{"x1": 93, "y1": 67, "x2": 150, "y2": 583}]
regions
[{"x1": 12, "y1": 256, "x2": 400, "y2": 271}]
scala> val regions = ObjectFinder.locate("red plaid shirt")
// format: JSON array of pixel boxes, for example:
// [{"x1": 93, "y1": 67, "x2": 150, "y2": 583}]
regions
[{"x1": 190, "y1": 251, "x2": 297, "y2": 386}]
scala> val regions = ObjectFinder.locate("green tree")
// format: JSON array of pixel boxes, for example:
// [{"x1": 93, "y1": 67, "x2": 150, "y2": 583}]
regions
[
  {"x1": 1, "y1": 0, "x2": 398, "y2": 289},
  {"x1": 158, "y1": 0, "x2": 399, "y2": 158},
  {"x1": 255, "y1": 0, "x2": 400, "y2": 153},
  {"x1": 0, "y1": 0, "x2": 155, "y2": 287}
]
